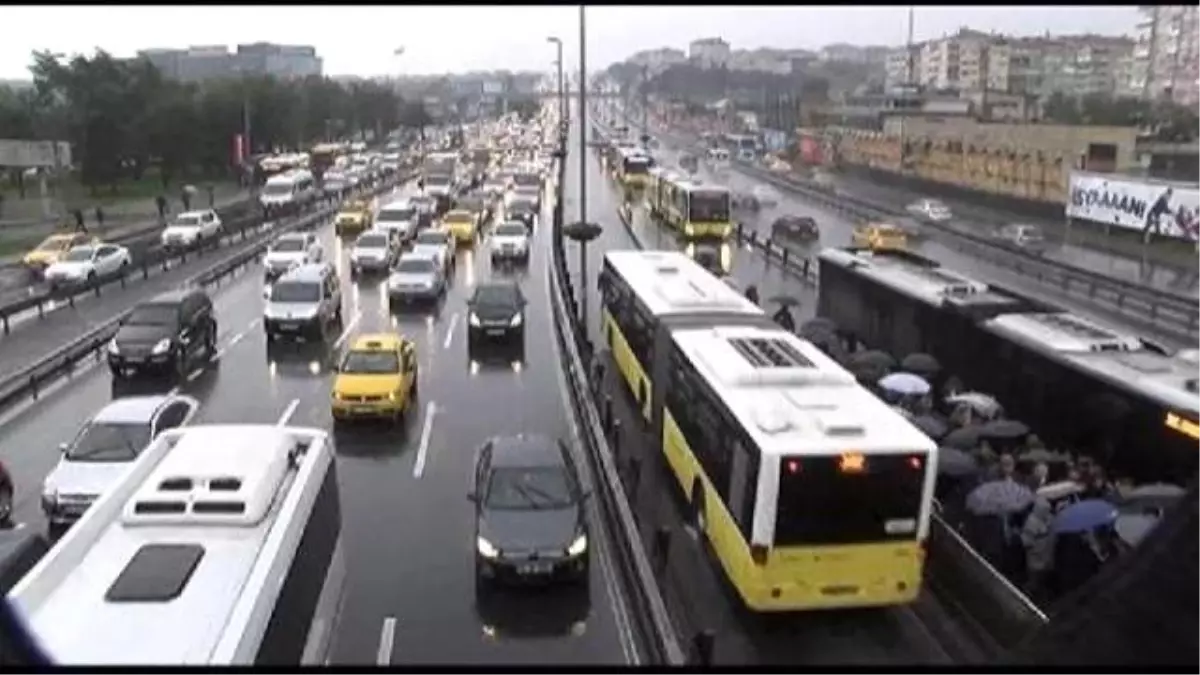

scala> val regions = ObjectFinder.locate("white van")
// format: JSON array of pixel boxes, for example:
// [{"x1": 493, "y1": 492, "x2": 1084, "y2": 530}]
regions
[{"x1": 260, "y1": 170, "x2": 317, "y2": 209}]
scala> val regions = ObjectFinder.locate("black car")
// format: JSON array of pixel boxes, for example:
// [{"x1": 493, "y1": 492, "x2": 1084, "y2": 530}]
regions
[
  {"x1": 771, "y1": 215, "x2": 819, "y2": 242},
  {"x1": 466, "y1": 282, "x2": 526, "y2": 345},
  {"x1": 470, "y1": 434, "x2": 591, "y2": 587},
  {"x1": 506, "y1": 199, "x2": 537, "y2": 232},
  {"x1": 107, "y1": 288, "x2": 217, "y2": 379}
]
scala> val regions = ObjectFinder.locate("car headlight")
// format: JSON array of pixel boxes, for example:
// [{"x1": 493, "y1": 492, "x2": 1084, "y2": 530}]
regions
[
  {"x1": 107, "y1": 338, "x2": 120, "y2": 355},
  {"x1": 476, "y1": 536, "x2": 499, "y2": 558},
  {"x1": 469, "y1": 313, "x2": 481, "y2": 326},
  {"x1": 388, "y1": 390, "x2": 398, "y2": 402},
  {"x1": 151, "y1": 338, "x2": 172, "y2": 355},
  {"x1": 685, "y1": 225, "x2": 695, "y2": 235},
  {"x1": 567, "y1": 534, "x2": 588, "y2": 557},
  {"x1": 509, "y1": 314, "x2": 522, "y2": 327}
]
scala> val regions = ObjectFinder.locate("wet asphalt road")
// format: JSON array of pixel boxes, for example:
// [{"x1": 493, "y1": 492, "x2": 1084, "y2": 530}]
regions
[{"x1": 0, "y1": 162, "x2": 642, "y2": 664}]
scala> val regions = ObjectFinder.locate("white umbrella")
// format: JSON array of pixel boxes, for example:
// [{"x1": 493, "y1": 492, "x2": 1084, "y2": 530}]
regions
[{"x1": 879, "y1": 372, "x2": 931, "y2": 396}]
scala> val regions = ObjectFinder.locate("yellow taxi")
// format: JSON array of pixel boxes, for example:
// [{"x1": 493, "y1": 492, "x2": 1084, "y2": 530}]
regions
[
  {"x1": 331, "y1": 334, "x2": 418, "y2": 424},
  {"x1": 441, "y1": 209, "x2": 478, "y2": 246},
  {"x1": 22, "y1": 233, "x2": 97, "y2": 273},
  {"x1": 335, "y1": 198, "x2": 375, "y2": 236},
  {"x1": 851, "y1": 222, "x2": 908, "y2": 251}
]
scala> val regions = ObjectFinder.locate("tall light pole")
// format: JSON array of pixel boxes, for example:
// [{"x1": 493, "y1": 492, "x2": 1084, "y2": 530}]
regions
[
  {"x1": 547, "y1": 37, "x2": 565, "y2": 129},
  {"x1": 393, "y1": 46, "x2": 406, "y2": 141}
]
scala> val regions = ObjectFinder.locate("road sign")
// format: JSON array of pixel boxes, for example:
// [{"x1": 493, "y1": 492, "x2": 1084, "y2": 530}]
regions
[{"x1": 0, "y1": 139, "x2": 72, "y2": 169}]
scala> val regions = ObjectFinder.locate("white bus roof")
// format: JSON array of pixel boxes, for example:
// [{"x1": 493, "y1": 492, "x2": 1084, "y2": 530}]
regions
[
  {"x1": 818, "y1": 247, "x2": 1004, "y2": 306},
  {"x1": 10, "y1": 424, "x2": 333, "y2": 665},
  {"x1": 673, "y1": 324, "x2": 937, "y2": 457},
  {"x1": 604, "y1": 250, "x2": 761, "y2": 318}
]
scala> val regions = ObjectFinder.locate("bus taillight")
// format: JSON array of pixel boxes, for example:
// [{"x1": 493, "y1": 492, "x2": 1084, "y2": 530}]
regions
[
  {"x1": 785, "y1": 459, "x2": 801, "y2": 475},
  {"x1": 908, "y1": 455, "x2": 923, "y2": 470},
  {"x1": 750, "y1": 544, "x2": 769, "y2": 566}
]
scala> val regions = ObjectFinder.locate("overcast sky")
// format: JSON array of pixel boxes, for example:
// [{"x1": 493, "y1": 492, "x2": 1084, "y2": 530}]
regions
[{"x1": 0, "y1": 5, "x2": 1141, "y2": 80}]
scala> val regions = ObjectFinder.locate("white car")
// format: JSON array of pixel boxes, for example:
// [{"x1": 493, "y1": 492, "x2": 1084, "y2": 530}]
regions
[
  {"x1": 161, "y1": 210, "x2": 223, "y2": 249},
  {"x1": 40, "y1": 394, "x2": 199, "y2": 532},
  {"x1": 907, "y1": 199, "x2": 953, "y2": 222},
  {"x1": 483, "y1": 179, "x2": 509, "y2": 198},
  {"x1": 752, "y1": 185, "x2": 780, "y2": 208},
  {"x1": 264, "y1": 232, "x2": 323, "y2": 281},
  {"x1": 43, "y1": 243, "x2": 132, "y2": 287},
  {"x1": 411, "y1": 228, "x2": 455, "y2": 275},
  {"x1": 349, "y1": 230, "x2": 396, "y2": 275},
  {"x1": 489, "y1": 221, "x2": 531, "y2": 264}
]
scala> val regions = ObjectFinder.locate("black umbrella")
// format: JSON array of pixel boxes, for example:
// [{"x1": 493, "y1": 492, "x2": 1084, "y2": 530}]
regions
[
  {"x1": 799, "y1": 322, "x2": 838, "y2": 343},
  {"x1": 1017, "y1": 447, "x2": 1069, "y2": 465},
  {"x1": 911, "y1": 414, "x2": 950, "y2": 441},
  {"x1": 978, "y1": 419, "x2": 1030, "y2": 443},
  {"x1": 768, "y1": 294, "x2": 800, "y2": 307},
  {"x1": 1122, "y1": 483, "x2": 1186, "y2": 512},
  {"x1": 901, "y1": 352, "x2": 940, "y2": 378},
  {"x1": 937, "y1": 446, "x2": 979, "y2": 477},
  {"x1": 801, "y1": 317, "x2": 838, "y2": 335},
  {"x1": 943, "y1": 425, "x2": 982, "y2": 450},
  {"x1": 848, "y1": 350, "x2": 896, "y2": 371}
]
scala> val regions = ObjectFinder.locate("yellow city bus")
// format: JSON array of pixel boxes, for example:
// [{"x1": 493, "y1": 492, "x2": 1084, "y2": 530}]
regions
[
  {"x1": 598, "y1": 250, "x2": 938, "y2": 612},
  {"x1": 660, "y1": 178, "x2": 733, "y2": 239},
  {"x1": 616, "y1": 150, "x2": 655, "y2": 191}
]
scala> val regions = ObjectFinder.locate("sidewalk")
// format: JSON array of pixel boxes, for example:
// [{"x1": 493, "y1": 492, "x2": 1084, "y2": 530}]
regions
[{"x1": 0, "y1": 185, "x2": 253, "y2": 266}]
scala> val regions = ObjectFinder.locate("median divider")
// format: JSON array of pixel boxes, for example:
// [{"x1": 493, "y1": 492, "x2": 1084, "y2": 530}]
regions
[
  {"x1": 546, "y1": 139, "x2": 685, "y2": 666},
  {"x1": 0, "y1": 174, "x2": 409, "y2": 418},
  {"x1": 586, "y1": 121, "x2": 1050, "y2": 654}
]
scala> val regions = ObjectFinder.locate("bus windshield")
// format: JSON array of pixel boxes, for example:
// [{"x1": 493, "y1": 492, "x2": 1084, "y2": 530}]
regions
[
  {"x1": 689, "y1": 191, "x2": 730, "y2": 222},
  {"x1": 774, "y1": 454, "x2": 925, "y2": 546},
  {"x1": 623, "y1": 157, "x2": 652, "y2": 175}
]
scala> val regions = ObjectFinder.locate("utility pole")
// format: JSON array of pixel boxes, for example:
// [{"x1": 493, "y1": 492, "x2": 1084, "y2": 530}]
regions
[
  {"x1": 577, "y1": 4, "x2": 591, "y2": 326},
  {"x1": 640, "y1": 64, "x2": 649, "y2": 136},
  {"x1": 898, "y1": 5, "x2": 915, "y2": 172}
]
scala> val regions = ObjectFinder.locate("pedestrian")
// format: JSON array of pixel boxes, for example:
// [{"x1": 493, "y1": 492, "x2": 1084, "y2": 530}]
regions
[
  {"x1": 1025, "y1": 461, "x2": 1050, "y2": 492},
  {"x1": 73, "y1": 208, "x2": 87, "y2": 234},
  {"x1": 180, "y1": 184, "x2": 195, "y2": 212},
  {"x1": 155, "y1": 195, "x2": 168, "y2": 224},
  {"x1": 95, "y1": 206, "x2": 105, "y2": 230},
  {"x1": 206, "y1": 183, "x2": 216, "y2": 208},
  {"x1": 1020, "y1": 497, "x2": 1056, "y2": 603}
]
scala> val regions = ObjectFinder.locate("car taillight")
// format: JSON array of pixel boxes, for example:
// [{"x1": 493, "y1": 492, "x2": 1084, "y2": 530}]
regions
[{"x1": 750, "y1": 544, "x2": 769, "y2": 566}]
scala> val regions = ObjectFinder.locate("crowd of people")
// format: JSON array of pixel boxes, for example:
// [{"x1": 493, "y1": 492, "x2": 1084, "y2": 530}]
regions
[{"x1": 739, "y1": 286, "x2": 1185, "y2": 607}]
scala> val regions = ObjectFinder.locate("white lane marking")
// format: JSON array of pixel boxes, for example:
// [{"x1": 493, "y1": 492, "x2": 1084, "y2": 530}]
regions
[
  {"x1": 276, "y1": 398, "x2": 300, "y2": 426},
  {"x1": 247, "y1": 317, "x2": 261, "y2": 330},
  {"x1": 442, "y1": 313, "x2": 459, "y2": 350},
  {"x1": 333, "y1": 309, "x2": 362, "y2": 350},
  {"x1": 212, "y1": 330, "x2": 246, "y2": 361},
  {"x1": 376, "y1": 616, "x2": 397, "y2": 666},
  {"x1": 411, "y1": 401, "x2": 438, "y2": 478},
  {"x1": 186, "y1": 368, "x2": 203, "y2": 383}
]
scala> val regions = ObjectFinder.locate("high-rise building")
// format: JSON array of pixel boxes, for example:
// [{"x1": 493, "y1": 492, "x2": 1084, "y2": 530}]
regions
[{"x1": 1129, "y1": 5, "x2": 1198, "y2": 105}]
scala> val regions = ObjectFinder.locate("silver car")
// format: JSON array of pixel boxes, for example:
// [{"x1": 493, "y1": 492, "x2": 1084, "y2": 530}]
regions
[
  {"x1": 41, "y1": 394, "x2": 199, "y2": 532},
  {"x1": 387, "y1": 252, "x2": 446, "y2": 307},
  {"x1": 350, "y1": 231, "x2": 397, "y2": 276},
  {"x1": 411, "y1": 228, "x2": 455, "y2": 275}
]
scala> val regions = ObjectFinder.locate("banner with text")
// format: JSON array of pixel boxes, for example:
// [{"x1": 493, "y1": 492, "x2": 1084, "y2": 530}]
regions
[{"x1": 1066, "y1": 172, "x2": 1199, "y2": 242}]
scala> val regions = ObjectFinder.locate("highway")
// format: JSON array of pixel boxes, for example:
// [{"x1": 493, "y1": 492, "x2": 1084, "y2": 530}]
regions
[
  {"x1": 562, "y1": 107, "x2": 978, "y2": 665},
  {"x1": 0, "y1": 167, "x2": 642, "y2": 664}
]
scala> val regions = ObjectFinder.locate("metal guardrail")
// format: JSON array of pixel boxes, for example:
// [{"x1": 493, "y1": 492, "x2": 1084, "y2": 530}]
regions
[
  {"x1": 546, "y1": 142, "x2": 685, "y2": 666},
  {"x1": 0, "y1": 175, "x2": 408, "y2": 417},
  {"x1": 590, "y1": 121, "x2": 1050, "y2": 653}
]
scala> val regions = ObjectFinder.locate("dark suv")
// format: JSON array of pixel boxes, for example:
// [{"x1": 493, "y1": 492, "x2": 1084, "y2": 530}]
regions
[
  {"x1": 466, "y1": 282, "x2": 526, "y2": 346},
  {"x1": 107, "y1": 288, "x2": 218, "y2": 379}
]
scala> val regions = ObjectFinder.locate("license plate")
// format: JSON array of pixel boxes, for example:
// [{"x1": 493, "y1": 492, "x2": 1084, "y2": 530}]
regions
[
  {"x1": 486, "y1": 328, "x2": 505, "y2": 336},
  {"x1": 277, "y1": 324, "x2": 297, "y2": 331},
  {"x1": 518, "y1": 562, "x2": 552, "y2": 575},
  {"x1": 352, "y1": 406, "x2": 374, "y2": 414},
  {"x1": 124, "y1": 357, "x2": 143, "y2": 364}
]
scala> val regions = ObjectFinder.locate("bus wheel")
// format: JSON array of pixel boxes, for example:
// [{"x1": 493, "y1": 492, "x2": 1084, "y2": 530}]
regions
[{"x1": 689, "y1": 481, "x2": 707, "y2": 534}]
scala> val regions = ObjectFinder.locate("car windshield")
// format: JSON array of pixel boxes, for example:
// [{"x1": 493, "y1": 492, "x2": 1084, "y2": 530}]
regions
[
  {"x1": 341, "y1": 350, "x2": 399, "y2": 374},
  {"x1": 414, "y1": 231, "x2": 446, "y2": 246},
  {"x1": 263, "y1": 183, "x2": 293, "y2": 196},
  {"x1": 357, "y1": 234, "x2": 388, "y2": 249},
  {"x1": 126, "y1": 303, "x2": 178, "y2": 326},
  {"x1": 494, "y1": 224, "x2": 526, "y2": 237},
  {"x1": 272, "y1": 238, "x2": 306, "y2": 253},
  {"x1": 395, "y1": 257, "x2": 434, "y2": 274},
  {"x1": 66, "y1": 421, "x2": 152, "y2": 462},
  {"x1": 473, "y1": 284, "x2": 518, "y2": 308},
  {"x1": 173, "y1": 215, "x2": 202, "y2": 227},
  {"x1": 484, "y1": 466, "x2": 574, "y2": 510},
  {"x1": 64, "y1": 247, "x2": 94, "y2": 262},
  {"x1": 378, "y1": 208, "x2": 415, "y2": 222},
  {"x1": 270, "y1": 281, "x2": 320, "y2": 303}
]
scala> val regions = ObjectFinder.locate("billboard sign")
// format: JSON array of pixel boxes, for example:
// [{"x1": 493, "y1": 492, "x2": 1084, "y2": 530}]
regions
[
  {"x1": 1066, "y1": 172, "x2": 1199, "y2": 242},
  {"x1": 0, "y1": 139, "x2": 72, "y2": 169}
]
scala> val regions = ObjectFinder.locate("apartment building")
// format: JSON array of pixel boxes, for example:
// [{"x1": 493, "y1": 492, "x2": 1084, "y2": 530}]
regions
[
  {"x1": 728, "y1": 48, "x2": 794, "y2": 76},
  {"x1": 1130, "y1": 5, "x2": 1199, "y2": 105},
  {"x1": 820, "y1": 43, "x2": 889, "y2": 66},
  {"x1": 136, "y1": 43, "x2": 322, "y2": 82},
  {"x1": 688, "y1": 38, "x2": 732, "y2": 69}
]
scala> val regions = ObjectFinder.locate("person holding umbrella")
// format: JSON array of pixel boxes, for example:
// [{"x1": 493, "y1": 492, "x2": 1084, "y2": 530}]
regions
[
  {"x1": 743, "y1": 284, "x2": 760, "y2": 306},
  {"x1": 768, "y1": 294, "x2": 798, "y2": 332}
]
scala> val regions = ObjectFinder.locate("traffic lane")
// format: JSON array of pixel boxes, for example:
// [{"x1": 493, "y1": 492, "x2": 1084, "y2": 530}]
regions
[
  {"x1": 581, "y1": 128, "x2": 954, "y2": 665},
  {"x1": 330, "y1": 193, "x2": 633, "y2": 665},
  {"x1": 0, "y1": 252, "x2": 279, "y2": 536}
]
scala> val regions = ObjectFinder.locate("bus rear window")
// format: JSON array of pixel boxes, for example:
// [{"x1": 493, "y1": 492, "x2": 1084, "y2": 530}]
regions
[{"x1": 774, "y1": 454, "x2": 925, "y2": 546}]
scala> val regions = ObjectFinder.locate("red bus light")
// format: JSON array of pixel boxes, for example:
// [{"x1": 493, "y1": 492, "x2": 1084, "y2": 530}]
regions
[
  {"x1": 786, "y1": 459, "x2": 801, "y2": 475},
  {"x1": 908, "y1": 456, "x2": 922, "y2": 470}
]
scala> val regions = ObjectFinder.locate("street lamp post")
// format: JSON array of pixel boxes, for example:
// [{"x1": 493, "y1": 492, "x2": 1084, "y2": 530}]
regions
[
  {"x1": 576, "y1": 5, "x2": 592, "y2": 326},
  {"x1": 546, "y1": 37, "x2": 565, "y2": 133}
]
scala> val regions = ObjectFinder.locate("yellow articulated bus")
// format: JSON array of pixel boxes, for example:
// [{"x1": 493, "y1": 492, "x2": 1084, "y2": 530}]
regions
[
  {"x1": 616, "y1": 149, "x2": 655, "y2": 192},
  {"x1": 659, "y1": 177, "x2": 733, "y2": 239},
  {"x1": 597, "y1": 250, "x2": 939, "y2": 612}
]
